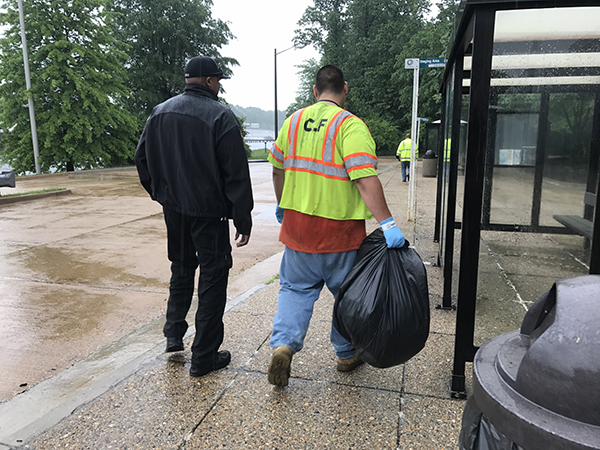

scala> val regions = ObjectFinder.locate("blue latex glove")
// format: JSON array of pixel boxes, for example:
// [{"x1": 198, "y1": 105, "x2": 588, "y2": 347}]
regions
[
  {"x1": 380, "y1": 216, "x2": 405, "y2": 248},
  {"x1": 275, "y1": 203, "x2": 284, "y2": 224}
]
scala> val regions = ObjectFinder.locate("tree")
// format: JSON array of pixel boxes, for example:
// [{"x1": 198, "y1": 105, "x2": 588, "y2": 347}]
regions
[
  {"x1": 0, "y1": 0, "x2": 138, "y2": 174},
  {"x1": 295, "y1": 0, "x2": 348, "y2": 67},
  {"x1": 235, "y1": 115, "x2": 252, "y2": 159},
  {"x1": 293, "y1": 0, "x2": 461, "y2": 155},
  {"x1": 389, "y1": 0, "x2": 462, "y2": 131},
  {"x1": 285, "y1": 58, "x2": 320, "y2": 117},
  {"x1": 113, "y1": 0, "x2": 237, "y2": 121},
  {"x1": 547, "y1": 92, "x2": 595, "y2": 165}
]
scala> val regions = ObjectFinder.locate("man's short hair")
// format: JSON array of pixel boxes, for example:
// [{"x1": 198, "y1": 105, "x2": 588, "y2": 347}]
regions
[{"x1": 315, "y1": 65, "x2": 345, "y2": 95}]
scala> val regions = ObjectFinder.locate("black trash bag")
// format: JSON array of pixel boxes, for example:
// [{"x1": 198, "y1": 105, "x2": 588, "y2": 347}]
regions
[
  {"x1": 332, "y1": 228, "x2": 430, "y2": 368},
  {"x1": 458, "y1": 397, "x2": 525, "y2": 450}
]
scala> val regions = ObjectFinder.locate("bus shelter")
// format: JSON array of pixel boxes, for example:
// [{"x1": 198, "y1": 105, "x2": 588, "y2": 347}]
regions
[{"x1": 436, "y1": 0, "x2": 600, "y2": 397}]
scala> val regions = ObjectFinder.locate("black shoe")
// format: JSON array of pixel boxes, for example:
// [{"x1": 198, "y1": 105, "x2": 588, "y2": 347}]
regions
[
  {"x1": 166, "y1": 337, "x2": 184, "y2": 353},
  {"x1": 190, "y1": 350, "x2": 231, "y2": 377}
]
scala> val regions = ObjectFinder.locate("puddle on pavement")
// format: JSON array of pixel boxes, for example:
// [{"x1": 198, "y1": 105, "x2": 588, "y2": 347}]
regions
[
  {"x1": 18, "y1": 246, "x2": 160, "y2": 288},
  {"x1": 0, "y1": 282, "x2": 118, "y2": 351},
  {"x1": 33, "y1": 287, "x2": 115, "y2": 341},
  {"x1": 0, "y1": 283, "x2": 119, "y2": 402}
]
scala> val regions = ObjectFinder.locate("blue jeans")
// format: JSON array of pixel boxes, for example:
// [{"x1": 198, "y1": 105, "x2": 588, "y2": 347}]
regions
[
  {"x1": 401, "y1": 161, "x2": 410, "y2": 181},
  {"x1": 270, "y1": 247, "x2": 357, "y2": 359}
]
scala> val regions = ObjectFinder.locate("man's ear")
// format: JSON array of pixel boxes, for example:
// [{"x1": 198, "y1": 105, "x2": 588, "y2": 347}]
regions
[
  {"x1": 313, "y1": 85, "x2": 318, "y2": 98},
  {"x1": 343, "y1": 81, "x2": 348, "y2": 95}
]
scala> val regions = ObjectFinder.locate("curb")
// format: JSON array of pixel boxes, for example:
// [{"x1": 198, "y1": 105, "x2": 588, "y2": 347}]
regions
[{"x1": 0, "y1": 189, "x2": 72, "y2": 206}]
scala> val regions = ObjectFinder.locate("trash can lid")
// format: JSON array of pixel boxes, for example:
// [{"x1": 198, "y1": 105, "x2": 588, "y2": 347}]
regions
[
  {"x1": 422, "y1": 150, "x2": 436, "y2": 159},
  {"x1": 472, "y1": 275, "x2": 600, "y2": 450}
]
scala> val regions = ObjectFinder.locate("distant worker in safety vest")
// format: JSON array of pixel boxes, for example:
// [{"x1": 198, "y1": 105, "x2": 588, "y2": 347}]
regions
[
  {"x1": 396, "y1": 133, "x2": 414, "y2": 182},
  {"x1": 266, "y1": 65, "x2": 405, "y2": 387},
  {"x1": 444, "y1": 138, "x2": 451, "y2": 163}
]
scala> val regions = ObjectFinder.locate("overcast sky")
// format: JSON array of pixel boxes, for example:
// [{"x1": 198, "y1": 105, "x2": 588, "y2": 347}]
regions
[{"x1": 211, "y1": 0, "x2": 320, "y2": 112}]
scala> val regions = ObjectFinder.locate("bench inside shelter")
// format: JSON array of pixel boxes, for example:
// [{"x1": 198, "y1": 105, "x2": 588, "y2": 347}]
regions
[{"x1": 553, "y1": 192, "x2": 597, "y2": 240}]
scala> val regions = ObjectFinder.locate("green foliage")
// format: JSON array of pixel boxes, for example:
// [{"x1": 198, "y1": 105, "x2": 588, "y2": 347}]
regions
[
  {"x1": 250, "y1": 148, "x2": 270, "y2": 160},
  {"x1": 0, "y1": 0, "x2": 138, "y2": 174},
  {"x1": 547, "y1": 92, "x2": 595, "y2": 164},
  {"x1": 285, "y1": 58, "x2": 319, "y2": 117},
  {"x1": 291, "y1": 0, "x2": 462, "y2": 153},
  {"x1": 266, "y1": 274, "x2": 280, "y2": 285},
  {"x1": 362, "y1": 114, "x2": 400, "y2": 156},
  {"x1": 295, "y1": 0, "x2": 348, "y2": 66},
  {"x1": 113, "y1": 0, "x2": 237, "y2": 120},
  {"x1": 236, "y1": 114, "x2": 252, "y2": 159}
]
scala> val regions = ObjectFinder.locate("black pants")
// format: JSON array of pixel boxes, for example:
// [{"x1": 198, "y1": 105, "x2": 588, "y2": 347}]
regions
[{"x1": 162, "y1": 207, "x2": 232, "y2": 365}]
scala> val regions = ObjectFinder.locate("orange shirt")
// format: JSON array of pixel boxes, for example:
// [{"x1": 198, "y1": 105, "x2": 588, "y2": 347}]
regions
[{"x1": 280, "y1": 209, "x2": 366, "y2": 254}]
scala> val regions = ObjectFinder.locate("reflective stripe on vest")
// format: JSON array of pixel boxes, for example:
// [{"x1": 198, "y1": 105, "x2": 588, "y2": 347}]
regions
[
  {"x1": 270, "y1": 143, "x2": 284, "y2": 163},
  {"x1": 282, "y1": 109, "x2": 376, "y2": 180},
  {"x1": 322, "y1": 111, "x2": 353, "y2": 162},
  {"x1": 287, "y1": 108, "x2": 306, "y2": 157},
  {"x1": 345, "y1": 153, "x2": 378, "y2": 174}
]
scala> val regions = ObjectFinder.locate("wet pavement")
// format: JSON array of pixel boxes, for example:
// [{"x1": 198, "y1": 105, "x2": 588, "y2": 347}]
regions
[
  {"x1": 0, "y1": 165, "x2": 283, "y2": 404},
  {"x1": 0, "y1": 159, "x2": 590, "y2": 449}
]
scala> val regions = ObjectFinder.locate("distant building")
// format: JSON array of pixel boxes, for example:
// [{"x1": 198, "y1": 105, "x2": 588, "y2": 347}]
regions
[{"x1": 244, "y1": 127, "x2": 275, "y2": 151}]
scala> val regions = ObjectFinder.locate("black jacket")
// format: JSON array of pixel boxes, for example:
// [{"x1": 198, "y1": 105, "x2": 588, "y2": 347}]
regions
[{"x1": 135, "y1": 84, "x2": 253, "y2": 235}]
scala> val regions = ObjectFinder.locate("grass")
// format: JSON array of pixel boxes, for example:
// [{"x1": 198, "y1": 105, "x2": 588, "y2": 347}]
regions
[
  {"x1": 0, "y1": 188, "x2": 66, "y2": 198},
  {"x1": 266, "y1": 274, "x2": 280, "y2": 285},
  {"x1": 249, "y1": 149, "x2": 270, "y2": 160}
]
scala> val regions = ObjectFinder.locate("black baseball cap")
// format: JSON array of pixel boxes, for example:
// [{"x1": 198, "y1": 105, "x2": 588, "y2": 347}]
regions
[{"x1": 184, "y1": 56, "x2": 229, "y2": 79}]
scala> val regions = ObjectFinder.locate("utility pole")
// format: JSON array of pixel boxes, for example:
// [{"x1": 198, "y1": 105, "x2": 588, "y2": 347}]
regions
[
  {"x1": 274, "y1": 45, "x2": 297, "y2": 140},
  {"x1": 18, "y1": 0, "x2": 41, "y2": 175}
]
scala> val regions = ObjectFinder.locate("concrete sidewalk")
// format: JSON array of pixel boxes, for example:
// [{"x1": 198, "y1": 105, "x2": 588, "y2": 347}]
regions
[{"x1": 0, "y1": 160, "x2": 467, "y2": 449}]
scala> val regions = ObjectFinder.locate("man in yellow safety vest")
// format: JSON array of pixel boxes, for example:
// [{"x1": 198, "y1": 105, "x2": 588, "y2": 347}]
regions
[
  {"x1": 266, "y1": 65, "x2": 405, "y2": 387},
  {"x1": 396, "y1": 133, "x2": 413, "y2": 182}
]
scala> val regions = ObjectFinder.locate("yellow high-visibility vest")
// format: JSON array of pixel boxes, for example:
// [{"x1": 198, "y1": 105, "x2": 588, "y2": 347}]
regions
[
  {"x1": 396, "y1": 138, "x2": 413, "y2": 162},
  {"x1": 268, "y1": 102, "x2": 378, "y2": 220},
  {"x1": 444, "y1": 138, "x2": 451, "y2": 162}
]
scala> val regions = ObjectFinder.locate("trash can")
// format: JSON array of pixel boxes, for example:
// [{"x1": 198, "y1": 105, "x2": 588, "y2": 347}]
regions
[
  {"x1": 0, "y1": 171, "x2": 15, "y2": 188},
  {"x1": 421, "y1": 150, "x2": 437, "y2": 178},
  {"x1": 459, "y1": 275, "x2": 600, "y2": 450}
]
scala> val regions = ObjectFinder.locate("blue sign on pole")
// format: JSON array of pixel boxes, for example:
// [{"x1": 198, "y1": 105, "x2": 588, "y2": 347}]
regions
[{"x1": 419, "y1": 57, "x2": 446, "y2": 68}]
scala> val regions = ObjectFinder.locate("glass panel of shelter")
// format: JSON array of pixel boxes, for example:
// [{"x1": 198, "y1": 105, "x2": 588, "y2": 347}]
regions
[
  {"x1": 439, "y1": 61, "x2": 470, "y2": 309},
  {"x1": 435, "y1": 23, "x2": 473, "y2": 310},
  {"x1": 439, "y1": 65, "x2": 455, "y2": 268},
  {"x1": 469, "y1": 6, "x2": 600, "y2": 346}
]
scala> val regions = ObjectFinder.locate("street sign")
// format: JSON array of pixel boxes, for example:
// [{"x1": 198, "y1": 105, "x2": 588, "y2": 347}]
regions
[
  {"x1": 419, "y1": 57, "x2": 446, "y2": 68},
  {"x1": 405, "y1": 58, "x2": 419, "y2": 69},
  {"x1": 403, "y1": 57, "x2": 444, "y2": 220}
]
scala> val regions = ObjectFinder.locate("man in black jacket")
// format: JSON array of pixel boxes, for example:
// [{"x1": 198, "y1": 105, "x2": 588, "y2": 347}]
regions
[{"x1": 135, "y1": 55, "x2": 253, "y2": 377}]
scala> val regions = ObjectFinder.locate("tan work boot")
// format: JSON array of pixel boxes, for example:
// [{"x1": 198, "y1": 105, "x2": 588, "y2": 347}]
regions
[
  {"x1": 336, "y1": 353, "x2": 364, "y2": 372},
  {"x1": 268, "y1": 346, "x2": 293, "y2": 387}
]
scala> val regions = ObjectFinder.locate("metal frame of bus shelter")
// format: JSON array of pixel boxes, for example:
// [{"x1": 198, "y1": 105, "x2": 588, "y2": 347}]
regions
[{"x1": 436, "y1": 0, "x2": 600, "y2": 398}]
